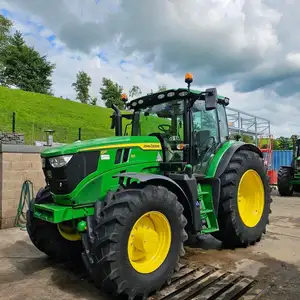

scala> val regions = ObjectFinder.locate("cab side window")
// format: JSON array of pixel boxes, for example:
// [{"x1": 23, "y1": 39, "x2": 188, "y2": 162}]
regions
[
  {"x1": 217, "y1": 104, "x2": 229, "y2": 142},
  {"x1": 192, "y1": 100, "x2": 219, "y2": 173}
]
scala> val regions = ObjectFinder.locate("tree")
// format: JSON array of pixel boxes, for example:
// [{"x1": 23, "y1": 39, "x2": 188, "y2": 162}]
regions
[
  {"x1": 0, "y1": 31, "x2": 55, "y2": 94},
  {"x1": 277, "y1": 136, "x2": 292, "y2": 150},
  {"x1": 90, "y1": 96, "x2": 97, "y2": 106},
  {"x1": 0, "y1": 14, "x2": 12, "y2": 86},
  {"x1": 147, "y1": 84, "x2": 167, "y2": 95},
  {"x1": 129, "y1": 85, "x2": 142, "y2": 99},
  {"x1": 158, "y1": 84, "x2": 167, "y2": 92},
  {"x1": 229, "y1": 133, "x2": 255, "y2": 143},
  {"x1": 71, "y1": 70, "x2": 92, "y2": 104},
  {"x1": 99, "y1": 77, "x2": 124, "y2": 109},
  {"x1": 0, "y1": 14, "x2": 12, "y2": 49},
  {"x1": 241, "y1": 134, "x2": 254, "y2": 144}
]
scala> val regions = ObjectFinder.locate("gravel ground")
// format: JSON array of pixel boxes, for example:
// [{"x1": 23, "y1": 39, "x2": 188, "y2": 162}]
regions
[{"x1": 0, "y1": 190, "x2": 300, "y2": 300}]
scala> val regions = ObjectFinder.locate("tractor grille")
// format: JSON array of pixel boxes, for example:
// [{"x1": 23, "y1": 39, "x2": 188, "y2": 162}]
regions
[{"x1": 43, "y1": 151, "x2": 100, "y2": 195}]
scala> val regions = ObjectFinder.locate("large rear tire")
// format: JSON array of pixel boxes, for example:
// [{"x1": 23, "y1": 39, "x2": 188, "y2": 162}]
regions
[
  {"x1": 26, "y1": 187, "x2": 83, "y2": 261},
  {"x1": 211, "y1": 150, "x2": 272, "y2": 248},
  {"x1": 277, "y1": 167, "x2": 294, "y2": 196},
  {"x1": 82, "y1": 185, "x2": 187, "y2": 299}
]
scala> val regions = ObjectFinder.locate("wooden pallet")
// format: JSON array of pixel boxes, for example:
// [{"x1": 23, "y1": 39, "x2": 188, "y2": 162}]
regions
[{"x1": 147, "y1": 263, "x2": 271, "y2": 300}]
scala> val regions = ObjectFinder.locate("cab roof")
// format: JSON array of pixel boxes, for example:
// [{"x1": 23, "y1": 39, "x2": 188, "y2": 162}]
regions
[{"x1": 126, "y1": 88, "x2": 229, "y2": 111}]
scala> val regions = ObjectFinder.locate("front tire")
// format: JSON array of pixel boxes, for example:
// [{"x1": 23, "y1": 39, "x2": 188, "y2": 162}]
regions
[
  {"x1": 277, "y1": 167, "x2": 294, "y2": 196},
  {"x1": 211, "y1": 150, "x2": 272, "y2": 248},
  {"x1": 26, "y1": 187, "x2": 83, "y2": 261},
  {"x1": 82, "y1": 185, "x2": 188, "y2": 299}
]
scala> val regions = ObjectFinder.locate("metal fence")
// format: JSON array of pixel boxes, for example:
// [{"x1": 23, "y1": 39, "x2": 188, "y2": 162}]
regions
[{"x1": 0, "y1": 111, "x2": 113, "y2": 145}]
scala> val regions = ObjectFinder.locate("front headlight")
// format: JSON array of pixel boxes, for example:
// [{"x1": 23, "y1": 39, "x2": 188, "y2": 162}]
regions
[{"x1": 48, "y1": 155, "x2": 73, "y2": 168}]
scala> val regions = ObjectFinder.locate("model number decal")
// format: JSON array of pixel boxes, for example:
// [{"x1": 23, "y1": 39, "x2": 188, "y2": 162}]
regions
[{"x1": 101, "y1": 154, "x2": 110, "y2": 160}]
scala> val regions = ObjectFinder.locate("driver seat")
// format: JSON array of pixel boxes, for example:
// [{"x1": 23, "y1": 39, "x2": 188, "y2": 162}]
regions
[{"x1": 194, "y1": 129, "x2": 212, "y2": 163}]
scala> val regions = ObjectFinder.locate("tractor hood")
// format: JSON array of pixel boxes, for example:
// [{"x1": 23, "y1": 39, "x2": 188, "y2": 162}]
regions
[{"x1": 41, "y1": 135, "x2": 161, "y2": 158}]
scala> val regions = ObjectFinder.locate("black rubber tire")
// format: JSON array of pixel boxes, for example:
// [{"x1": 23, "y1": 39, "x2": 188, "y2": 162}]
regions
[
  {"x1": 211, "y1": 150, "x2": 272, "y2": 248},
  {"x1": 26, "y1": 187, "x2": 83, "y2": 261},
  {"x1": 277, "y1": 167, "x2": 294, "y2": 196},
  {"x1": 82, "y1": 185, "x2": 188, "y2": 300}
]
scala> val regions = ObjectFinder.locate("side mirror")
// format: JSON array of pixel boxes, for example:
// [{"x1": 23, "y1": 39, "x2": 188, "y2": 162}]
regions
[{"x1": 205, "y1": 88, "x2": 217, "y2": 110}]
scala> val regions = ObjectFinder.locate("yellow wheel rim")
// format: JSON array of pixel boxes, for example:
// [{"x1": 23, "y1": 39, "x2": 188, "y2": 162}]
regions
[
  {"x1": 237, "y1": 169, "x2": 265, "y2": 228},
  {"x1": 127, "y1": 211, "x2": 171, "y2": 274},
  {"x1": 57, "y1": 223, "x2": 81, "y2": 241}
]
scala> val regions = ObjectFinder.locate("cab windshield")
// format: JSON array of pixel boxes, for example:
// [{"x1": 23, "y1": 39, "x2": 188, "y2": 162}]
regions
[
  {"x1": 131, "y1": 99, "x2": 218, "y2": 163},
  {"x1": 132, "y1": 99, "x2": 184, "y2": 161},
  {"x1": 138, "y1": 100, "x2": 183, "y2": 140}
]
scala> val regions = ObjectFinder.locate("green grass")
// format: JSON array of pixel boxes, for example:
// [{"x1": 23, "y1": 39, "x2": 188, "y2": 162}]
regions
[
  {"x1": 0, "y1": 86, "x2": 131, "y2": 144},
  {"x1": 0, "y1": 86, "x2": 165, "y2": 144}
]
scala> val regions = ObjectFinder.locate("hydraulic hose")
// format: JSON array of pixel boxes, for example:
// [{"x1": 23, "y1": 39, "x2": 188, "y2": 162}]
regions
[{"x1": 14, "y1": 180, "x2": 34, "y2": 231}]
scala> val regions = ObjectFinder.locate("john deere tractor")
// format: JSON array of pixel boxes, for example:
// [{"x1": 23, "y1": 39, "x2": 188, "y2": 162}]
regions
[
  {"x1": 278, "y1": 135, "x2": 300, "y2": 196},
  {"x1": 26, "y1": 73, "x2": 272, "y2": 300}
]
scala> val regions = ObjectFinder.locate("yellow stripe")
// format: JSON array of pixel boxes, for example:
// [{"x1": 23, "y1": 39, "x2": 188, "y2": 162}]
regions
[{"x1": 80, "y1": 143, "x2": 162, "y2": 152}]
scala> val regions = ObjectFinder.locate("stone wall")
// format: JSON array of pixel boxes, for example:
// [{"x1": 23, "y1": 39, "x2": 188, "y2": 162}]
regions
[
  {"x1": 0, "y1": 132, "x2": 25, "y2": 145},
  {"x1": 0, "y1": 144, "x2": 46, "y2": 229}
]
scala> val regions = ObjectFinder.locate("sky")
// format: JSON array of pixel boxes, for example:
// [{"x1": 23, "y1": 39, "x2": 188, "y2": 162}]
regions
[{"x1": 1, "y1": 0, "x2": 300, "y2": 138}]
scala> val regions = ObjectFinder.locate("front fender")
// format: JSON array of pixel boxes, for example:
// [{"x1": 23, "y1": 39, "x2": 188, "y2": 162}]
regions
[
  {"x1": 113, "y1": 172, "x2": 190, "y2": 200},
  {"x1": 113, "y1": 172, "x2": 198, "y2": 233}
]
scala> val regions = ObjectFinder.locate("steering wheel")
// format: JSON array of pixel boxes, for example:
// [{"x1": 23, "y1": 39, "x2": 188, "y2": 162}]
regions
[{"x1": 158, "y1": 124, "x2": 171, "y2": 133}]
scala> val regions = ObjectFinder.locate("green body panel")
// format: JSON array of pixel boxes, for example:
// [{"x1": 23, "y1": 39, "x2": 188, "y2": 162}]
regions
[
  {"x1": 34, "y1": 203, "x2": 95, "y2": 223},
  {"x1": 41, "y1": 135, "x2": 161, "y2": 157},
  {"x1": 198, "y1": 141, "x2": 245, "y2": 232},
  {"x1": 288, "y1": 156, "x2": 300, "y2": 185},
  {"x1": 53, "y1": 147, "x2": 161, "y2": 206},
  {"x1": 35, "y1": 135, "x2": 162, "y2": 222},
  {"x1": 198, "y1": 184, "x2": 219, "y2": 233},
  {"x1": 206, "y1": 140, "x2": 243, "y2": 177},
  {"x1": 290, "y1": 168, "x2": 300, "y2": 184}
]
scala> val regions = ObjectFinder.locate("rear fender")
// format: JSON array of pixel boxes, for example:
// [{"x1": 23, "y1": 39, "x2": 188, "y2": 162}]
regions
[
  {"x1": 215, "y1": 143, "x2": 263, "y2": 178},
  {"x1": 113, "y1": 172, "x2": 198, "y2": 233}
]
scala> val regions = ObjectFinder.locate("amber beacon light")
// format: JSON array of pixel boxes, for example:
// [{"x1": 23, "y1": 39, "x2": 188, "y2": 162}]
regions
[
  {"x1": 185, "y1": 72, "x2": 193, "y2": 84},
  {"x1": 121, "y1": 93, "x2": 128, "y2": 102}
]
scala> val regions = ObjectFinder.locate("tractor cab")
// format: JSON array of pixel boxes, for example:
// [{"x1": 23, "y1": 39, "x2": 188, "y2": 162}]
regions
[{"x1": 114, "y1": 73, "x2": 230, "y2": 175}]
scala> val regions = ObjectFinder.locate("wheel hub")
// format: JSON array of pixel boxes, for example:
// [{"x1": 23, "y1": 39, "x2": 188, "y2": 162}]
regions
[
  {"x1": 237, "y1": 169, "x2": 265, "y2": 228},
  {"x1": 131, "y1": 227, "x2": 159, "y2": 254},
  {"x1": 127, "y1": 211, "x2": 171, "y2": 274},
  {"x1": 57, "y1": 223, "x2": 81, "y2": 241}
]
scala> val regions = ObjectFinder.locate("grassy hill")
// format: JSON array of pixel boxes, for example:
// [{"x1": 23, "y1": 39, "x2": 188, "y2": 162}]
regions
[
  {"x1": 0, "y1": 86, "x2": 166, "y2": 145},
  {"x1": 0, "y1": 86, "x2": 128, "y2": 144}
]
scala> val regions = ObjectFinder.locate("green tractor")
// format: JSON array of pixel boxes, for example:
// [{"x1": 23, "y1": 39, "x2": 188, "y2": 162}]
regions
[
  {"x1": 26, "y1": 73, "x2": 272, "y2": 299},
  {"x1": 277, "y1": 135, "x2": 300, "y2": 196}
]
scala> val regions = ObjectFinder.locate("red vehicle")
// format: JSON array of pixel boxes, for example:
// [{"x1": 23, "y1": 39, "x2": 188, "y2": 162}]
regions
[{"x1": 259, "y1": 135, "x2": 277, "y2": 185}]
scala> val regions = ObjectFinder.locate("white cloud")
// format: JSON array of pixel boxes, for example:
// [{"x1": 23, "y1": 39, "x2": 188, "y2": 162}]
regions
[{"x1": 2, "y1": 0, "x2": 300, "y2": 138}]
